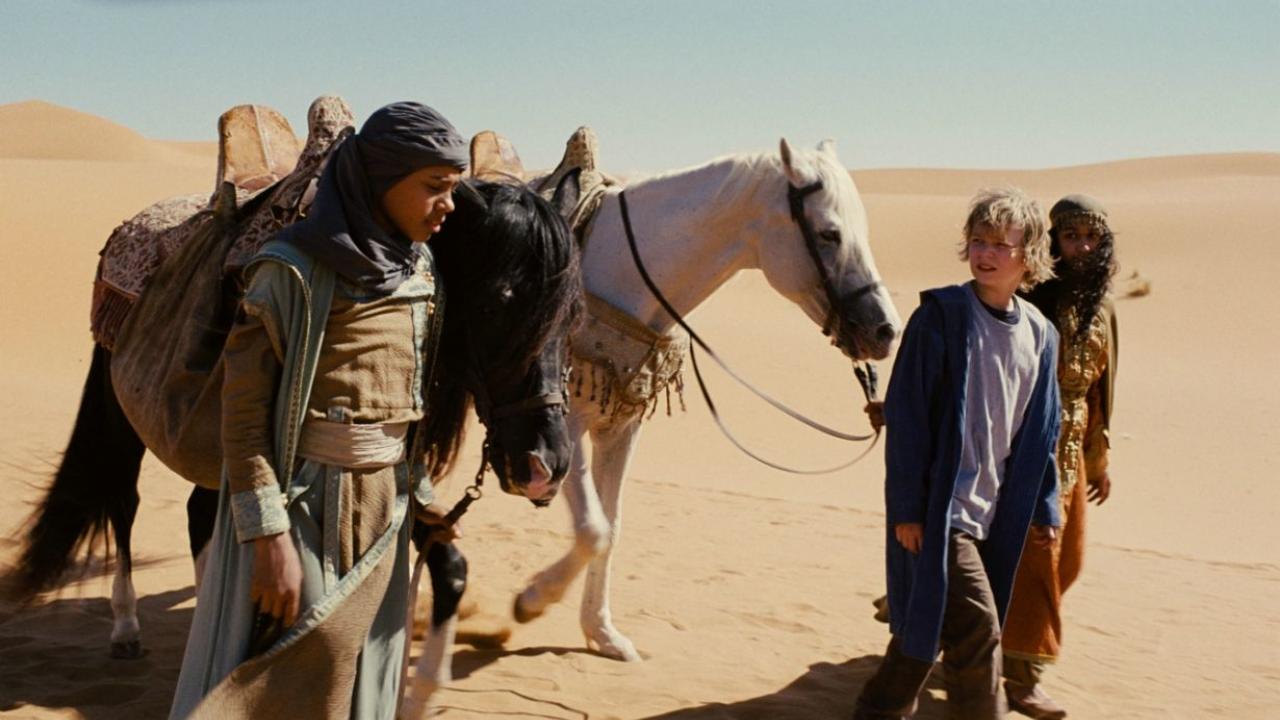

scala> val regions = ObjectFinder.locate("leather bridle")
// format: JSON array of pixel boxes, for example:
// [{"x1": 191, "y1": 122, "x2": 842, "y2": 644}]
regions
[
  {"x1": 617, "y1": 181, "x2": 882, "y2": 475},
  {"x1": 440, "y1": 321, "x2": 572, "y2": 525},
  {"x1": 787, "y1": 180, "x2": 882, "y2": 342}
]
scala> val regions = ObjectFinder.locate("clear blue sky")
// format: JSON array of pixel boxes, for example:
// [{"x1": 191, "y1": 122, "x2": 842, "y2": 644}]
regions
[{"x1": 4, "y1": 0, "x2": 1277, "y2": 172}]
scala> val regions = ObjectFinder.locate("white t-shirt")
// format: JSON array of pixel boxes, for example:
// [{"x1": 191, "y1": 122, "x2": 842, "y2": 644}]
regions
[{"x1": 949, "y1": 284, "x2": 1048, "y2": 540}]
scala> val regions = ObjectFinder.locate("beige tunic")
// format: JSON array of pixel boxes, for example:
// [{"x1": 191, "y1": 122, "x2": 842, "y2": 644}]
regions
[
  {"x1": 176, "y1": 256, "x2": 438, "y2": 720},
  {"x1": 222, "y1": 284, "x2": 433, "y2": 503}
]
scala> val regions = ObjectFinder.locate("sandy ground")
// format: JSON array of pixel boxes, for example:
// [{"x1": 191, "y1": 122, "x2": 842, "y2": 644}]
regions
[{"x1": 1, "y1": 101, "x2": 1276, "y2": 719}]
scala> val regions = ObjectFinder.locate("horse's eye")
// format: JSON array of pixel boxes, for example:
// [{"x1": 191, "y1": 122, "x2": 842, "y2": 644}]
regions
[{"x1": 820, "y1": 229, "x2": 841, "y2": 245}]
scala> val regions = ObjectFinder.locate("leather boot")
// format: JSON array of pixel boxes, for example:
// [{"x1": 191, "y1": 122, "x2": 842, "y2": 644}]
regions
[{"x1": 1005, "y1": 681, "x2": 1067, "y2": 719}]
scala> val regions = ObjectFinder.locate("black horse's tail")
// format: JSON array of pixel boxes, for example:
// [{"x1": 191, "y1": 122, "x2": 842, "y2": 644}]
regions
[{"x1": 5, "y1": 345, "x2": 145, "y2": 601}]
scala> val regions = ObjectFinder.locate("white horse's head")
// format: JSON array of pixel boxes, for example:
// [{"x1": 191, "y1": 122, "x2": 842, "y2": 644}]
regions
[{"x1": 751, "y1": 138, "x2": 900, "y2": 360}]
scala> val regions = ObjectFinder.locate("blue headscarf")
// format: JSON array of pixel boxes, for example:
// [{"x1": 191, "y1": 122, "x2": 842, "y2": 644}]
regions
[{"x1": 280, "y1": 101, "x2": 468, "y2": 294}]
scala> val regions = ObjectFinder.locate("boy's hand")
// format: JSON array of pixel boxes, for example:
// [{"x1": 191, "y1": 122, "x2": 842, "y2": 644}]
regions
[
  {"x1": 894, "y1": 522, "x2": 923, "y2": 554},
  {"x1": 1087, "y1": 472, "x2": 1112, "y2": 505},
  {"x1": 251, "y1": 531, "x2": 303, "y2": 625},
  {"x1": 1029, "y1": 524, "x2": 1058, "y2": 548},
  {"x1": 864, "y1": 401, "x2": 885, "y2": 432}
]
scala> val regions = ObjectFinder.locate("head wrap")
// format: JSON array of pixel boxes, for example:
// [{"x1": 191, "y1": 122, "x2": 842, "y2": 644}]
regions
[
  {"x1": 1050, "y1": 194, "x2": 1109, "y2": 231},
  {"x1": 1026, "y1": 193, "x2": 1118, "y2": 344},
  {"x1": 280, "y1": 102, "x2": 468, "y2": 294}
]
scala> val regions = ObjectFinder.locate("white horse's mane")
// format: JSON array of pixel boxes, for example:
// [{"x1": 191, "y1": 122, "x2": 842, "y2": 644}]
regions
[{"x1": 624, "y1": 147, "x2": 856, "y2": 214}]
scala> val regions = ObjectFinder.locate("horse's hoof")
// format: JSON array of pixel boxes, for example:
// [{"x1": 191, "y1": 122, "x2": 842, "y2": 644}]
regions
[
  {"x1": 110, "y1": 639, "x2": 144, "y2": 659},
  {"x1": 585, "y1": 628, "x2": 642, "y2": 662},
  {"x1": 512, "y1": 592, "x2": 544, "y2": 624},
  {"x1": 400, "y1": 696, "x2": 437, "y2": 720},
  {"x1": 456, "y1": 613, "x2": 513, "y2": 648},
  {"x1": 401, "y1": 680, "x2": 442, "y2": 719},
  {"x1": 871, "y1": 594, "x2": 890, "y2": 624},
  {"x1": 457, "y1": 596, "x2": 480, "y2": 621}
]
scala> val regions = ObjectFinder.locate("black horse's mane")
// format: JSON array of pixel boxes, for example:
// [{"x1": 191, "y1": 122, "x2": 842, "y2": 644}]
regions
[{"x1": 418, "y1": 181, "x2": 583, "y2": 479}]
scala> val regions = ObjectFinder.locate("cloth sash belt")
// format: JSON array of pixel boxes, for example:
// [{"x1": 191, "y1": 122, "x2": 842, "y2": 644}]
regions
[{"x1": 297, "y1": 419, "x2": 408, "y2": 469}]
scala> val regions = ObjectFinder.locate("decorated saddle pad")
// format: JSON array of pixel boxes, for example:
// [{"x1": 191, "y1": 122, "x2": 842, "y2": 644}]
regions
[
  {"x1": 571, "y1": 294, "x2": 689, "y2": 416},
  {"x1": 91, "y1": 99, "x2": 353, "y2": 349}
]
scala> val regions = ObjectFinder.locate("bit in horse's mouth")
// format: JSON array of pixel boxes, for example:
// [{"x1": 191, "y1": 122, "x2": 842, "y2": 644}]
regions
[{"x1": 831, "y1": 328, "x2": 865, "y2": 361}]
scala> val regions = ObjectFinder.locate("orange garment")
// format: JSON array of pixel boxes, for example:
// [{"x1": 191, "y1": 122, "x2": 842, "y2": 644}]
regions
[{"x1": 1003, "y1": 301, "x2": 1114, "y2": 662}]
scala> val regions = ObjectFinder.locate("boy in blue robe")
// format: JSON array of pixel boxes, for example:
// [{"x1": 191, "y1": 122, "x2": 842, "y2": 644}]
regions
[{"x1": 854, "y1": 188, "x2": 1063, "y2": 720}]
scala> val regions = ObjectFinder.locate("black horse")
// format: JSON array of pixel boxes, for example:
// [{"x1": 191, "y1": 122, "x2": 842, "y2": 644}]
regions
[{"x1": 6, "y1": 178, "x2": 582, "y2": 664}]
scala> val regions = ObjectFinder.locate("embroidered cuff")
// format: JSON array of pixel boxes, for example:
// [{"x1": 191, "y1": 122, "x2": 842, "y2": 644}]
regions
[
  {"x1": 231, "y1": 484, "x2": 291, "y2": 543},
  {"x1": 410, "y1": 463, "x2": 435, "y2": 508}
]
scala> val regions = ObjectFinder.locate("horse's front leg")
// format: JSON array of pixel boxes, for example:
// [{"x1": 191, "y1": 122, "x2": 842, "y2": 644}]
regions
[
  {"x1": 402, "y1": 541, "x2": 467, "y2": 719},
  {"x1": 579, "y1": 416, "x2": 644, "y2": 662},
  {"x1": 514, "y1": 407, "x2": 608, "y2": 624}
]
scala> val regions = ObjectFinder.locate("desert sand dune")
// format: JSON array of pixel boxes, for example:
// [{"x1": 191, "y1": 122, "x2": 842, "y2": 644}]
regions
[{"x1": 1, "y1": 102, "x2": 1275, "y2": 719}]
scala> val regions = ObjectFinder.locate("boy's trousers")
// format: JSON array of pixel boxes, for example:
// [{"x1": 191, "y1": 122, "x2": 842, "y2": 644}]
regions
[{"x1": 854, "y1": 531, "x2": 1007, "y2": 720}]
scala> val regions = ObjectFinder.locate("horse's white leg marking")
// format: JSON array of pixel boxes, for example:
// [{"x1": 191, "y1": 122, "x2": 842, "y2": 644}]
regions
[
  {"x1": 402, "y1": 615, "x2": 457, "y2": 720},
  {"x1": 579, "y1": 415, "x2": 644, "y2": 662},
  {"x1": 399, "y1": 553, "x2": 427, "y2": 716},
  {"x1": 516, "y1": 404, "x2": 610, "y2": 622},
  {"x1": 109, "y1": 561, "x2": 141, "y2": 658}
]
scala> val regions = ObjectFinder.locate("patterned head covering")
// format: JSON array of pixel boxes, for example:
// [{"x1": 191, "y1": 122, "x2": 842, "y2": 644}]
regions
[
  {"x1": 1050, "y1": 194, "x2": 1109, "y2": 231},
  {"x1": 280, "y1": 102, "x2": 468, "y2": 295}
]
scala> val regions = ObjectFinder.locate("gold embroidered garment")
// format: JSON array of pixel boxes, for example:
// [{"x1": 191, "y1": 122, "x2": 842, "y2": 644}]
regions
[
  {"x1": 1003, "y1": 300, "x2": 1116, "y2": 663},
  {"x1": 1053, "y1": 304, "x2": 1112, "y2": 499}
]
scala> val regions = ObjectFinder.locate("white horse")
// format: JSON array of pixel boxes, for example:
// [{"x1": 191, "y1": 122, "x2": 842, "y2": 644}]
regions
[{"x1": 505, "y1": 138, "x2": 902, "y2": 661}]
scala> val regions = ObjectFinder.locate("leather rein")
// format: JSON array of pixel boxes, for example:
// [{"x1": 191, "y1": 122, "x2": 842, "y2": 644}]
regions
[{"x1": 617, "y1": 181, "x2": 882, "y2": 475}]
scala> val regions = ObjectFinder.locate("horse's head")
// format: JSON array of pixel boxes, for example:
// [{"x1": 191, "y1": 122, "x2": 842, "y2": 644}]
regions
[
  {"x1": 756, "y1": 139, "x2": 900, "y2": 360},
  {"x1": 426, "y1": 181, "x2": 583, "y2": 507}
]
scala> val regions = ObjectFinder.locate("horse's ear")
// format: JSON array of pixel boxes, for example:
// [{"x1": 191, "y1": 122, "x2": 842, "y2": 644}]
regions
[
  {"x1": 549, "y1": 167, "x2": 582, "y2": 225},
  {"x1": 779, "y1": 138, "x2": 803, "y2": 186},
  {"x1": 454, "y1": 179, "x2": 488, "y2": 212},
  {"x1": 817, "y1": 138, "x2": 838, "y2": 158}
]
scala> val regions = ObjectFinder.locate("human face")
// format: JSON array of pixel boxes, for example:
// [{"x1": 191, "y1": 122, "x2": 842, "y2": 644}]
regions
[
  {"x1": 967, "y1": 221, "x2": 1027, "y2": 300},
  {"x1": 1057, "y1": 219, "x2": 1103, "y2": 262},
  {"x1": 379, "y1": 165, "x2": 464, "y2": 242}
]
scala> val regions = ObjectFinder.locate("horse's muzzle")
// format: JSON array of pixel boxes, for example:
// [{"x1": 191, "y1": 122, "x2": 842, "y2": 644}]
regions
[{"x1": 522, "y1": 452, "x2": 559, "y2": 506}]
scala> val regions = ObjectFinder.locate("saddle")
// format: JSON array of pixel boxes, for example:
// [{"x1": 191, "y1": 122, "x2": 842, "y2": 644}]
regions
[
  {"x1": 470, "y1": 127, "x2": 687, "y2": 419},
  {"x1": 215, "y1": 104, "x2": 302, "y2": 194},
  {"x1": 468, "y1": 126, "x2": 618, "y2": 244},
  {"x1": 469, "y1": 130, "x2": 526, "y2": 182},
  {"x1": 91, "y1": 101, "x2": 348, "y2": 348},
  {"x1": 106, "y1": 96, "x2": 355, "y2": 487}
]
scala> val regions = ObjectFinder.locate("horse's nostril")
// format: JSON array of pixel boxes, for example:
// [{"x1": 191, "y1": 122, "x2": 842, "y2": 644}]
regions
[
  {"x1": 875, "y1": 323, "x2": 897, "y2": 345},
  {"x1": 527, "y1": 453, "x2": 552, "y2": 485},
  {"x1": 523, "y1": 452, "x2": 556, "y2": 502}
]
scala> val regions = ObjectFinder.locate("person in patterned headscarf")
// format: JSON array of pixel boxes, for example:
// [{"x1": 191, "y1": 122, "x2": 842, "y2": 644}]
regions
[{"x1": 1002, "y1": 194, "x2": 1120, "y2": 720}]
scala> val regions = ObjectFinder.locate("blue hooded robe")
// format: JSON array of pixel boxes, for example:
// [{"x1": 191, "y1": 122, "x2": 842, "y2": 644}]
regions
[{"x1": 882, "y1": 284, "x2": 1062, "y2": 662}]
